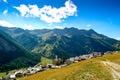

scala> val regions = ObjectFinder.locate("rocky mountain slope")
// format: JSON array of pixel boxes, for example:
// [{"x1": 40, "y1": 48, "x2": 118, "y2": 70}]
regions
[{"x1": 0, "y1": 26, "x2": 120, "y2": 58}]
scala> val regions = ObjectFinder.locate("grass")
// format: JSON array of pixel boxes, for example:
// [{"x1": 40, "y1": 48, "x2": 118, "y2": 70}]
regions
[
  {"x1": 20, "y1": 51, "x2": 120, "y2": 80},
  {"x1": 95, "y1": 51, "x2": 120, "y2": 64},
  {"x1": 12, "y1": 51, "x2": 119, "y2": 80},
  {"x1": 0, "y1": 57, "x2": 52, "y2": 78},
  {"x1": 20, "y1": 60, "x2": 113, "y2": 80},
  {"x1": 66, "y1": 61, "x2": 112, "y2": 80},
  {"x1": 1, "y1": 51, "x2": 119, "y2": 80},
  {"x1": 0, "y1": 68, "x2": 27, "y2": 78},
  {"x1": 38, "y1": 57, "x2": 53, "y2": 66},
  {"x1": 0, "y1": 72, "x2": 6, "y2": 78},
  {"x1": 0, "y1": 70, "x2": 14, "y2": 78}
]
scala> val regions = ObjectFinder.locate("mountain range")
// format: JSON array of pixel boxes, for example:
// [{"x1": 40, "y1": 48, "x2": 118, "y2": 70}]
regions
[
  {"x1": 0, "y1": 26, "x2": 120, "y2": 59},
  {"x1": 0, "y1": 29, "x2": 40, "y2": 72}
]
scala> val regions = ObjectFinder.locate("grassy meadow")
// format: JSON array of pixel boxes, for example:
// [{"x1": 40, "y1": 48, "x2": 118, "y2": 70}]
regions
[
  {"x1": 0, "y1": 72, "x2": 6, "y2": 78},
  {"x1": 38, "y1": 57, "x2": 53, "y2": 66},
  {"x1": 20, "y1": 51, "x2": 120, "y2": 80}
]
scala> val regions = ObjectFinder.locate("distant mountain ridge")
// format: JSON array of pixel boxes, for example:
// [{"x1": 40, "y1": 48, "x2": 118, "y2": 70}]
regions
[{"x1": 0, "y1": 26, "x2": 120, "y2": 58}]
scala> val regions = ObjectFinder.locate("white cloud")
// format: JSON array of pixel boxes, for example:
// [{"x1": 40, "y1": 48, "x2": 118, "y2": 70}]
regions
[
  {"x1": 14, "y1": 4, "x2": 29, "y2": 17},
  {"x1": 0, "y1": 20, "x2": 14, "y2": 27},
  {"x1": 14, "y1": 0, "x2": 77, "y2": 23},
  {"x1": 3, "y1": 0, "x2": 7, "y2": 3},
  {"x1": 87, "y1": 24, "x2": 92, "y2": 27},
  {"x1": 23, "y1": 24, "x2": 34, "y2": 30},
  {"x1": 29, "y1": 5, "x2": 40, "y2": 17},
  {"x1": 3, "y1": 10, "x2": 8, "y2": 15}
]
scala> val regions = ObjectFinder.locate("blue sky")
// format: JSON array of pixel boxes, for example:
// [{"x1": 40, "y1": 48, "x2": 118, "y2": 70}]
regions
[{"x1": 0, "y1": 0, "x2": 120, "y2": 40}]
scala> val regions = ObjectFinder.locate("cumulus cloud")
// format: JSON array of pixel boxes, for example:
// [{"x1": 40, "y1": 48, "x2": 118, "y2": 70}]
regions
[
  {"x1": 14, "y1": 5, "x2": 29, "y2": 17},
  {"x1": 14, "y1": 0, "x2": 77, "y2": 23},
  {"x1": 3, "y1": 10, "x2": 8, "y2": 15},
  {"x1": 0, "y1": 20, "x2": 14, "y2": 27},
  {"x1": 23, "y1": 24, "x2": 34, "y2": 30}
]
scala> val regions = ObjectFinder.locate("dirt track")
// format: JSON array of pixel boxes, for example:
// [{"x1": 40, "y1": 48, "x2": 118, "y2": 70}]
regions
[{"x1": 102, "y1": 61, "x2": 120, "y2": 80}]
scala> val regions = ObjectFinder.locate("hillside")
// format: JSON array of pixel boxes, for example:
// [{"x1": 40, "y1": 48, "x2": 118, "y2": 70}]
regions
[
  {"x1": 20, "y1": 51, "x2": 120, "y2": 80},
  {"x1": 0, "y1": 27, "x2": 38, "y2": 50},
  {"x1": 0, "y1": 26, "x2": 120, "y2": 58},
  {"x1": 0, "y1": 30, "x2": 40, "y2": 72}
]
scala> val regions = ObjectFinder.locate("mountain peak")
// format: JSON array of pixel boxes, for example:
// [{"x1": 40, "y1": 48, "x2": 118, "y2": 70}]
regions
[
  {"x1": 88, "y1": 29, "x2": 97, "y2": 34},
  {"x1": 64, "y1": 27, "x2": 79, "y2": 30},
  {"x1": 89, "y1": 29, "x2": 95, "y2": 32},
  {"x1": 0, "y1": 26, "x2": 120, "y2": 59}
]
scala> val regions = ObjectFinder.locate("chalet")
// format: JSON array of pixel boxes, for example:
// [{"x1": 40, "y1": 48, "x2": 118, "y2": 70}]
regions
[
  {"x1": 87, "y1": 54, "x2": 93, "y2": 59},
  {"x1": 60, "y1": 64, "x2": 67, "y2": 67},
  {"x1": 74, "y1": 56, "x2": 82, "y2": 63},
  {"x1": 74, "y1": 56, "x2": 79, "y2": 61},
  {"x1": 55, "y1": 65, "x2": 61, "y2": 68},
  {"x1": 26, "y1": 67, "x2": 37, "y2": 74},
  {"x1": 65, "y1": 59, "x2": 73, "y2": 65},
  {"x1": 92, "y1": 52, "x2": 102, "y2": 58},
  {"x1": 15, "y1": 70, "x2": 24, "y2": 77},
  {"x1": 80, "y1": 55, "x2": 89, "y2": 60},
  {"x1": 9, "y1": 74, "x2": 16, "y2": 79},
  {"x1": 104, "y1": 51, "x2": 114, "y2": 55},
  {"x1": 47, "y1": 64, "x2": 53, "y2": 68},
  {"x1": 3, "y1": 73, "x2": 16, "y2": 80},
  {"x1": 69, "y1": 57, "x2": 75, "y2": 62}
]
